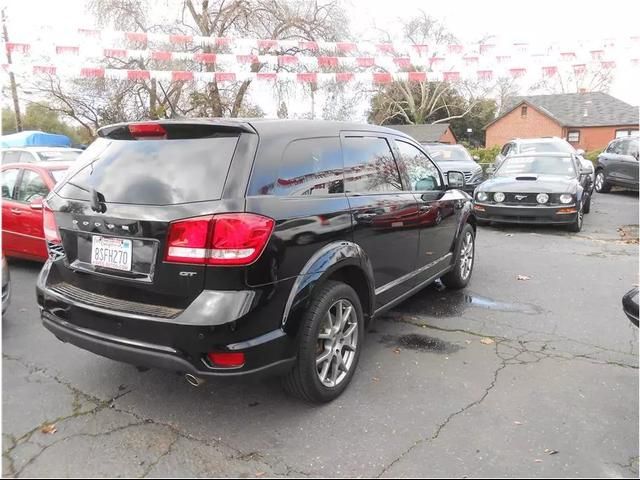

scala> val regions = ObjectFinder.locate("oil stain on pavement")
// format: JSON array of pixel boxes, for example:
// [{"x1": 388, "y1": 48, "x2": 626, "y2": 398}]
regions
[{"x1": 379, "y1": 333, "x2": 462, "y2": 354}]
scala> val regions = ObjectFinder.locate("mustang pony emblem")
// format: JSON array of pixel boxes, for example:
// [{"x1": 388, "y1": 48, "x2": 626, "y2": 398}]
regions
[{"x1": 515, "y1": 195, "x2": 528, "y2": 200}]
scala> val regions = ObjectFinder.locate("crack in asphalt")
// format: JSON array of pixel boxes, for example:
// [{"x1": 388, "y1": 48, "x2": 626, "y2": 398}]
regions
[
  {"x1": 139, "y1": 431, "x2": 180, "y2": 478},
  {"x1": 2, "y1": 353, "x2": 305, "y2": 478},
  {"x1": 373, "y1": 317, "x2": 638, "y2": 477}
]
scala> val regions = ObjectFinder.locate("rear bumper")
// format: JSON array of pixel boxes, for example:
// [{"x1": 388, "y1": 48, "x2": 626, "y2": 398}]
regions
[
  {"x1": 473, "y1": 203, "x2": 578, "y2": 225},
  {"x1": 37, "y1": 262, "x2": 297, "y2": 378}
]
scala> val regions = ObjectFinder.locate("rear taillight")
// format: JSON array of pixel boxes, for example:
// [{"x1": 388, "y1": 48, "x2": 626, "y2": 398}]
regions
[
  {"x1": 43, "y1": 203, "x2": 61, "y2": 244},
  {"x1": 128, "y1": 123, "x2": 167, "y2": 139},
  {"x1": 165, "y1": 213, "x2": 274, "y2": 266},
  {"x1": 207, "y1": 352, "x2": 245, "y2": 368}
]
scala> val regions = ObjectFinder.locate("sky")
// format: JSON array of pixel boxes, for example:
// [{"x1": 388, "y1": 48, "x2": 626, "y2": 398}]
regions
[{"x1": 2, "y1": 0, "x2": 640, "y2": 119}]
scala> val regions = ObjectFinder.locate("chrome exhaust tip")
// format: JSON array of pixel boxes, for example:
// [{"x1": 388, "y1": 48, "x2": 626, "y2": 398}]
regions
[{"x1": 185, "y1": 373, "x2": 205, "y2": 387}]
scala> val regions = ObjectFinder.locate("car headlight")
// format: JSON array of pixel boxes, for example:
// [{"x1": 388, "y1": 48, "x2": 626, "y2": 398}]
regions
[
  {"x1": 494, "y1": 192, "x2": 505, "y2": 203},
  {"x1": 476, "y1": 191, "x2": 488, "y2": 202},
  {"x1": 536, "y1": 193, "x2": 549, "y2": 204},
  {"x1": 559, "y1": 194, "x2": 573, "y2": 204}
]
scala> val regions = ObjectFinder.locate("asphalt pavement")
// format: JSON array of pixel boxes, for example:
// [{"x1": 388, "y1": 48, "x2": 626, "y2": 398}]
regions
[{"x1": 2, "y1": 189, "x2": 638, "y2": 478}]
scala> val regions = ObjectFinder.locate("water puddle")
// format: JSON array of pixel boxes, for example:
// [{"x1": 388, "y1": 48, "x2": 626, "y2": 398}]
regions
[
  {"x1": 395, "y1": 282, "x2": 543, "y2": 318},
  {"x1": 380, "y1": 333, "x2": 461, "y2": 354}
]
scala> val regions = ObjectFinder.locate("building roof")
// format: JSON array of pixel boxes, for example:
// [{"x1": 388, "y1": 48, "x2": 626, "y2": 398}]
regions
[
  {"x1": 387, "y1": 123, "x2": 455, "y2": 143},
  {"x1": 488, "y1": 92, "x2": 639, "y2": 128}
]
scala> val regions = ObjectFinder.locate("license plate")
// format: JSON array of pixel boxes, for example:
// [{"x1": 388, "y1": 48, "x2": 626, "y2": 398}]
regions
[{"x1": 91, "y1": 236, "x2": 132, "y2": 271}]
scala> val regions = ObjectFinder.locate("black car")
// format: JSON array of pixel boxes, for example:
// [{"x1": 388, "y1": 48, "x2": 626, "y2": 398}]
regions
[
  {"x1": 623, "y1": 287, "x2": 639, "y2": 327},
  {"x1": 423, "y1": 143, "x2": 483, "y2": 194},
  {"x1": 594, "y1": 136, "x2": 639, "y2": 193},
  {"x1": 36, "y1": 119, "x2": 476, "y2": 403},
  {"x1": 473, "y1": 152, "x2": 593, "y2": 232}
]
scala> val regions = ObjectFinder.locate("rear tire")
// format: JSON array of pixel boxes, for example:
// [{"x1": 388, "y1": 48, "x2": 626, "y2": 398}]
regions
[
  {"x1": 282, "y1": 281, "x2": 364, "y2": 403},
  {"x1": 440, "y1": 223, "x2": 475, "y2": 290},
  {"x1": 594, "y1": 170, "x2": 611, "y2": 193}
]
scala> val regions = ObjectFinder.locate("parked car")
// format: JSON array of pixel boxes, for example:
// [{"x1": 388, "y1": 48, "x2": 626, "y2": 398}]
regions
[
  {"x1": 493, "y1": 137, "x2": 594, "y2": 186},
  {"x1": 622, "y1": 287, "x2": 639, "y2": 327},
  {"x1": 0, "y1": 147, "x2": 82, "y2": 165},
  {"x1": 36, "y1": 119, "x2": 476, "y2": 403},
  {"x1": 423, "y1": 143, "x2": 483, "y2": 194},
  {"x1": 594, "y1": 136, "x2": 639, "y2": 193},
  {"x1": 473, "y1": 152, "x2": 592, "y2": 232},
  {"x1": 2, "y1": 255, "x2": 9, "y2": 314},
  {"x1": 2, "y1": 161, "x2": 73, "y2": 261}
]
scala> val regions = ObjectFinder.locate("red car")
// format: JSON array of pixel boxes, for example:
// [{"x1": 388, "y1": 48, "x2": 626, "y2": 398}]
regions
[{"x1": 2, "y1": 161, "x2": 72, "y2": 261}]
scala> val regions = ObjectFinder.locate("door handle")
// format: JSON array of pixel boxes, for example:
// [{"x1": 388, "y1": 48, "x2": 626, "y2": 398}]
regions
[
  {"x1": 419, "y1": 205, "x2": 432, "y2": 212},
  {"x1": 10, "y1": 209, "x2": 22, "y2": 215}
]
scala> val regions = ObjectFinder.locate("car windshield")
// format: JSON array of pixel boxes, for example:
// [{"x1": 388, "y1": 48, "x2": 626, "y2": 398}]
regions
[
  {"x1": 497, "y1": 155, "x2": 577, "y2": 177},
  {"x1": 425, "y1": 145, "x2": 472, "y2": 162},
  {"x1": 37, "y1": 151, "x2": 81, "y2": 162},
  {"x1": 518, "y1": 142, "x2": 573, "y2": 154}
]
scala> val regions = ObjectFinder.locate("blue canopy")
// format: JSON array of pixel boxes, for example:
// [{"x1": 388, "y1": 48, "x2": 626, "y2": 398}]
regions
[{"x1": 0, "y1": 130, "x2": 72, "y2": 148}]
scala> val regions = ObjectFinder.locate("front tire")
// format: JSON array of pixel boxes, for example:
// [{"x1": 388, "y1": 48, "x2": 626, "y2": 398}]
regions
[
  {"x1": 594, "y1": 170, "x2": 611, "y2": 193},
  {"x1": 583, "y1": 195, "x2": 591, "y2": 214},
  {"x1": 440, "y1": 223, "x2": 475, "y2": 290},
  {"x1": 568, "y1": 206, "x2": 584, "y2": 233},
  {"x1": 282, "y1": 281, "x2": 364, "y2": 403}
]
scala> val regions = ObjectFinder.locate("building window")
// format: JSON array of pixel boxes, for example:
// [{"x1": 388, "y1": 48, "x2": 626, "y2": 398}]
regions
[
  {"x1": 615, "y1": 129, "x2": 639, "y2": 138},
  {"x1": 521, "y1": 105, "x2": 528, "y2": 118},
  {"x1": 567, "y1": 131, "x2": 580, "y2": 143}
]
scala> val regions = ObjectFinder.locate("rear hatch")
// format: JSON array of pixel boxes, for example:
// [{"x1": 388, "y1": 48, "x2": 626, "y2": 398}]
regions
[{"x1": 46, "y1": 121, "x2": 252, "y2": 313}]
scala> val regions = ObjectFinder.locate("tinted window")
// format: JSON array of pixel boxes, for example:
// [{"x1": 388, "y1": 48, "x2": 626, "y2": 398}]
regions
[
  {"x1": 56, "y1": 136, "x2": 239, "y2": 205},
  {"x1": 396, "y1": 141, "x2": 442, "y2": 191},
  {"x1": 2, "y1": 151, "x2": 20, "y2": 164},
  {"x1": 497, "y1": 155, "x2": 577, "y2": 177},
  {"x1": 609, "y1": 140, "x2": 624, "y2": 155},
  {"x1": 500, "y1": 143, "x2": 511, "y2": 156},
  {"x1": 425, "y1": 145, "x2": 472, "y2": 162},
  {"x1": 343, "y1": 137, "x2": 401, "y2": 193},
  {"x1": 16, "y1": 170, "x2": 49, "y2": 202},
  {"x1": 275, "y1": 137, "x2": 344, "y2": 196},
  {"x1": 37, "y1": 150, "x2": 81, "y2": 162},
  {"x1": 2, "y1": 168, "x2": 20, "y2": 199},
  {"x1": 627, "y1": 138, "x2": 639, "y2": 157}
]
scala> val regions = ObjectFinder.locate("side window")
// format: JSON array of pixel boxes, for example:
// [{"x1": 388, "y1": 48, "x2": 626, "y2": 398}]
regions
[
  {"x1": 395, "y1": 140, "x2": 443, "y2": 191},
  {"x1": 500, "y1": 143, "x2": 510, "y2": 156},
  {"x1": 1, "y1": 168, "x2": 20, "y2": 199},
  {"x1": 611, "y1": 140, "x2": 624, "y2": 155},
  {"x1": 2, "y1": 151, "x2": 20, "y2": 165},
  {"x1": 16, "y1": 170, "x2": 49, "y2": 203},
  {"x1": 606, "y1": 141, "x2": 617, "y2": 153},
  {"x1": 18, "y1": 151, "x2": 36, "y2": 163},
  {"x1": 628, "y1": 139, "x2": 639, "y2": 157},
  {"x1": 275, "y1": 137, "x2": 344, "y2": 196},
  {"x1": 342, "y1": 137, "x2": 402, "y2": 193}
]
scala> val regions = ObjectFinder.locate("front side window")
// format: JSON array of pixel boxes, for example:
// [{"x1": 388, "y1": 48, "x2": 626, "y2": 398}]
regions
[
  {"x1": 396, "y1": 141, "x2": 443, "y2": 191},
  {"x1": 16, "y1": 170, "x2": 49, "y2": 203},
  {"x1": 18, "y1": 151, "x2": 36, "y2": 163},
  {"x1": 500, "y1": 143, "x2": 511, "y2": 156},
  {"x1": 1, "y1": 168, "x2": 20, "y2": 199},
  {"x1": 2, "y1": 151, "x2": 20, "y2": 165},
  {"x1": 342, "y1": 137, "x2": 402, "y2": 193},
  {"x1": 274, "y1": 137, "x2": 344, "y2": 196}
]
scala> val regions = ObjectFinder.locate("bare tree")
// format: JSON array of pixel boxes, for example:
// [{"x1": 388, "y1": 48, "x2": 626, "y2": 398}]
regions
[{"x1": 529, "y1": 67, "x2": 614, "y2": 95}]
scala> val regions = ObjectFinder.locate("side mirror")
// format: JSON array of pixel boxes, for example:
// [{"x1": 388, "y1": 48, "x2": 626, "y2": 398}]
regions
[
  {"x1": 473, "y1": 155, "x2": 480, "y2": 161},
  {"x1": 486, "y1": 165, "x2": 496, "y2": 176},
  {"x1": 30, "y1": 198, "x2": 43, "y2": 210},
  {"x1": 576, "y1": 149, "x2": 585, "y2": 156},
  {"x1": 447, "y1": 171, "x2": 466, "y2": 189}
]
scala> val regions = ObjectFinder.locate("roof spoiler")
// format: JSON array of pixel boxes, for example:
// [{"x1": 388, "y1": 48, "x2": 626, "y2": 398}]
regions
[{"x1": 98, "y1": 120, "x2": 255, "y2": 140}]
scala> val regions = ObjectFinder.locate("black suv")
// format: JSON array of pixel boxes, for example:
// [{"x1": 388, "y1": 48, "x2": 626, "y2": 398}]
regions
[
  {"x1": 37, "y1": 119, "x2": 476, "y2": 402},
  {"x1": 594, "y1": 135, "x2": 639, "y2": 193}
]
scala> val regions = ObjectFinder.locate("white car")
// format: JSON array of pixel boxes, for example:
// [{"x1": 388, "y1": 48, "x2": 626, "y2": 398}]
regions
[
  {"x1": 0, "y1": 147, "x2": 83, "y2": 165},
  {"x1": 493, "y1": 137, "x2": 595, "y2": 184}
]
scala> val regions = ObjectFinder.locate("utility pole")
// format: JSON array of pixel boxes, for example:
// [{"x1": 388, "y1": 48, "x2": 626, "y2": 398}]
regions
[{"x1": 2, "y1": 7, "x2": 22, "y2": 132}]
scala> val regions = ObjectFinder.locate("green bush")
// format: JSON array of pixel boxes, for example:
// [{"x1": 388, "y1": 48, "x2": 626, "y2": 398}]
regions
[
  {"x1": 469, "y1": 145, "x2": 500, "y2": 172},
  {"x1": 584, "y1": 149, "x2": 602, "y2": 164}
]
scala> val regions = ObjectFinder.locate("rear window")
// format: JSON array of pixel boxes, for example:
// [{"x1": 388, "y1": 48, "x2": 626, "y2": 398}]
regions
[
  {"x1": 56, "y1": 136, "x2": 239, "y2": 205},
  {"x1": 37, "y1": 150, "x2": 81, "y2": 162}
]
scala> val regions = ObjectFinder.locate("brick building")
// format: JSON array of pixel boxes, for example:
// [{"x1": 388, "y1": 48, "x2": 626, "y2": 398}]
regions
[
  {"x1": 485, "y1": 92, "x2": 638, "y2": 151},
  {"x1": 388, "y1": 124, "x2": 458, "y2": 144}
]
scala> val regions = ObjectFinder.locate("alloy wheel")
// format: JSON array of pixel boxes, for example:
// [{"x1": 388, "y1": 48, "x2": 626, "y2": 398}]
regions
[
  {"x1": 595, "y1": 172, "x2": 604, "y2": 192},
  {"x1": 459, "y1": 231, "x2": 474, "y2": 280},
  {"x1": 315, "y1": 299, "x2": 358, "y2": 388}
]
